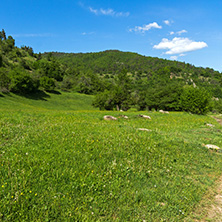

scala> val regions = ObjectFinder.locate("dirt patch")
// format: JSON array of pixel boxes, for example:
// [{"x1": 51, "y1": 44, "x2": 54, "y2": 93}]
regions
[
  {"x1": 201, "y1": 176, "x2": 222, "y2": 221},
  {"x1": 212, "y1": 116, "x2": 222, "y2": 125}
]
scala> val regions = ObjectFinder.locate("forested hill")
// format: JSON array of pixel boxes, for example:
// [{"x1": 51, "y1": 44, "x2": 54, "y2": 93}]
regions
[
  {"x1": 45, "y1": 50, "x2": 220, "y2": 80},
  {"x1": 42, "y1": 50, "x2": 222, "y2": 113}
]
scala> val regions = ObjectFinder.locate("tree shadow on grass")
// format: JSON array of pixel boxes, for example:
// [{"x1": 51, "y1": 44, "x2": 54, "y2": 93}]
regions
[
  {"x1": 16, "y1": 90, "x2": 51, "y2": 101},
  {"x1": 45, "y1": 90, "x2": 61, "y2": 95}
]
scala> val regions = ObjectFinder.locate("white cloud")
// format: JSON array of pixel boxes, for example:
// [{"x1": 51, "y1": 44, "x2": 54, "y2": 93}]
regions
[
  {"x1": 81, "y1": 32, "x2": 95, "y2": 36},
  {"x1": 89, "y1": 7, "x2": 129, "y2": 17},
  {"x1": 164, "y1": 20, "x2": 170, "y2": 25},
  {"x1": 100, "y1": 8, "x2": 115, "y2": 16},
  {"x1": 177, "y1": 30, "x2": 187, "y2": 35},
  {"x1": 153, "y1": 37, "x2": 208, "y2": 55},
  {"x1": 130, "y1": 22, "x2": 162, "y2": 33},
  {"x1": 170, "y1": 30, "x2": 187, "y2": 35},
  {"x1": 89, "y1": 7, "x2": 98, "y2": 15}
]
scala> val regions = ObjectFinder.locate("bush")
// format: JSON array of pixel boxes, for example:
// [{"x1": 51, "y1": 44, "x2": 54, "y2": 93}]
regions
[{"x1": 180, "y1": 86, "x2": 212, "y2": 115}]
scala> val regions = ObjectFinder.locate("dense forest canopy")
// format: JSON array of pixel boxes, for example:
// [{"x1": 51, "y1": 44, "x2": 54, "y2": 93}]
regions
[{"x1": 0, "y1": 29, "x2": 222, "y2": 114}]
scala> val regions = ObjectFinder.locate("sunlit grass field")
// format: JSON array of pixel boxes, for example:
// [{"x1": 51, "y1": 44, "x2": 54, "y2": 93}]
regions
[{"x1": 0, "y1": 92, "x2": 222, "y2": 221}]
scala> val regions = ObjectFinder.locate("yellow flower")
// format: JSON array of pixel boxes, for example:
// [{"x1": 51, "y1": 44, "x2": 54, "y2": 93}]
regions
[
  {"x1": 1, "y1": 185, "x2": 4, "y2": 188},
  {"x1": 35, "y1": 193, "x2": 37, "y2": 196},
  {"x1": 29, "y1": 191, "x2": 32, "y2": 193},
  {"x1": 21, "y1": 192, "x2": 23, "y2": 195}
]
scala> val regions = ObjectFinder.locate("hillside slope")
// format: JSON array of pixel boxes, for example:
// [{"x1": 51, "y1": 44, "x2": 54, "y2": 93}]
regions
[{"x1": 0, "y1": 91, "x2": 96, "y2": 111}]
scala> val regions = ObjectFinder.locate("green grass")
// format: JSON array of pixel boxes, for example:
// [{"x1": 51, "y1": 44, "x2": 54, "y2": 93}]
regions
[
  {"x1": 0, "y1": 91, "x2": 96, "y2": 111},
  {"x1": 0, "y1": 93, "x2": 222, "y2": 221}
]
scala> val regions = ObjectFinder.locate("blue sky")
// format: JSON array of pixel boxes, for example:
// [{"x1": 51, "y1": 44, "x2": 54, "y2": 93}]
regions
[{"x1": 1, "y1": 0, "x2": 222, "y2": 71}]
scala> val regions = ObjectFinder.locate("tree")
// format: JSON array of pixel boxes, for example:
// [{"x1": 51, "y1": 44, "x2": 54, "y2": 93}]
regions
[
  {"x1": 0, "y1": 29, "x2": 6, "y2": 40},
  {"x1": 6, "y1": 36, "x2": 15, "y2": 48},
  {"x1": 39, "y1": 76, "x2": 55, "y2": 91},
  {"x1": 21, "y1": 46, "x2": 34, "y2": 56},
  {"x1": 139, "y1": 82, "x2": 183, "y2": 111},
  {"x1": 92, "y1": 69, "x2": 133, "y2": 111},
  {"x1": 180, "y1": 86, "x2": 212, "y2": 115},
  {"x1": 112, "y1": 69, "x2": 132, "y2": 110},
  {"x1": 92, "y1": 90, "x2": 114, "y2": 110},
  {"x1": 9, "y1": 68, "x2": 38, "y2": 93}
]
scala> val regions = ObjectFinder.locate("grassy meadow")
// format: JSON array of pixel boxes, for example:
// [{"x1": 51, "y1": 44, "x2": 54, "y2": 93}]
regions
[{"x1": 1, "y1": 92, "x2": 222, "y2": 221}]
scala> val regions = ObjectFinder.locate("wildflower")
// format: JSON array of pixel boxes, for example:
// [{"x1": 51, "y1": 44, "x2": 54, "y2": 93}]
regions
[
  {"x1": 29, "y1": 191, "x2": 32, "y2": 193},
  {"x1": 35, "y1": 193, "x2": 37, "y2": 196},
  {"x1": 1, "y1": 185, "x2": 4, "y2": 188},
  {"x1": 21, "y1": 192, "x2": 23, "y2": 195}
]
